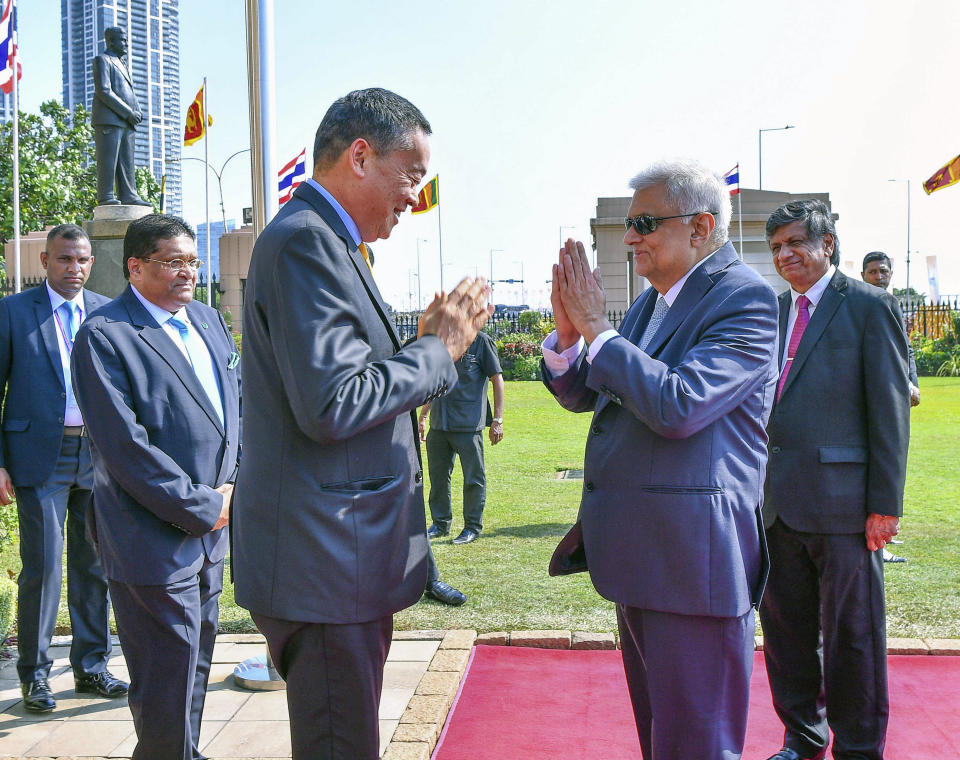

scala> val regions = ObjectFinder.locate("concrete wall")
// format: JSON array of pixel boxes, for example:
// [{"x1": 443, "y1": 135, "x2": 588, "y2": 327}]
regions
[
  {"x1": 591, "y1": 188, "x2": 836, "y2": 313},
  {"x1": 219, "y1": 225, "x2": 255, "y2": 333},
  {"x1": 3, "y1": 228, "x2": 51, "y2": 282}
]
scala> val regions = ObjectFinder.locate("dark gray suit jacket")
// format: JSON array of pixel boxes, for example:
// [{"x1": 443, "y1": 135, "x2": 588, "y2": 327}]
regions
[
  {"x1": 0, "y1": 284, "x2": 109, "y2": 486},
  {"x1": 91, "y1": 53, "x2": 139, "y2": 128},
  {"x1": 764, "y1": 270, "x2": 909, "y2": 533},
  {"x1": 232, "y1": 182, "x2": 457, "y2": 625},
  {"x1": 546, "y1": 243, "x2": 779, "y2": 618},
  {"x1": 71, "y1": 286, "x2": 240, "y2": 585}
]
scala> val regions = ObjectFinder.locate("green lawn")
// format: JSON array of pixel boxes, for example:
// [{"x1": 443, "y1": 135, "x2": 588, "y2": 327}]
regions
[{"x1": 4, "y1": 378, "x2": 958, "y2": 637}]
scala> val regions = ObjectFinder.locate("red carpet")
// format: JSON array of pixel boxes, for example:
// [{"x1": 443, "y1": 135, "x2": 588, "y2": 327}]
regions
[{"x1": 432, "y1": 645, "x2": 960, "y2": 759}]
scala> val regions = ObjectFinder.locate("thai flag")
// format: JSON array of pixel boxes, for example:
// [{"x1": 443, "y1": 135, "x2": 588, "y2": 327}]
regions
[
  {"x1": 278, "y1": 148, "x2": 306, "y2": 206},
  {"x1": 723, "y1": 164, "x2": 740, "y2": 196},
  {"x1": 0, "y1": 0, "x2": 21, "y2": 95}
]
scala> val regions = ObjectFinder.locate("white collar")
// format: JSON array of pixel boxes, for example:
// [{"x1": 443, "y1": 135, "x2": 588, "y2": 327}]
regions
[
  {"x1": 130, "y1": 284, "x2": 184, "y2": 327},
  {"x1": 660, "y1": 247, "x2": 719, "y2": 306},
  {"x1": 45, "y1": 281, "x2": 85, "y2": 314},
  {"x1": 790, "y1": 265, "x2": 836, "y2": 308}
]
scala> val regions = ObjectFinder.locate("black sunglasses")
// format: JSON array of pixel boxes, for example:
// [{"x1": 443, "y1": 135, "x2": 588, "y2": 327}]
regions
[{"x1": 623, "y1": 211, "x2": 717, "y2": 236}]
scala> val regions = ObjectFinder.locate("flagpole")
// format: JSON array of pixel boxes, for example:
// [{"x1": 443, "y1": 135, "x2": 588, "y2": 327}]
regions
[
  {"x1": 437, "y1": 192, "x2": 444, "y2": 292},
  {"x1": 11, "y1": 5, "x2": 20, "y2": 295},
  {"x1": 202, "y1": 77, "x2": 212, "y2": 306},
  {"x1": 737, "y1": 168, "x2": 744, "y2": 260}
]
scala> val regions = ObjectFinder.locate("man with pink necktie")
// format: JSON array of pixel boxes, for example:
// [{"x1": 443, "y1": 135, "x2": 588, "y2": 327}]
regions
[{"x1": 760, "y1": 199, "x2": 910, "y2": 760}]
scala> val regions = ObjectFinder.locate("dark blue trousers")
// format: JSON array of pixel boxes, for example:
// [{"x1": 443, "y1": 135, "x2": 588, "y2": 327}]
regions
[
  {"x1": 617, "y1": 604, "x2": 755, "y2": 760},
  {"x1": 109, "y1": 558, "x2": 223, "y2": 760},
  {"x1": 15, "y1": 435, "x2": 111, "y2": 682}
]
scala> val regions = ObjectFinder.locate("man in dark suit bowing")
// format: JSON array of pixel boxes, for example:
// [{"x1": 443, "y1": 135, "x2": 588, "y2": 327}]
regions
[
  {"x1": 760, "y1": 200, "x2": 909, "y2": 760},
  {"x1": 544, "y1": 160, "x2": 779, "y2": 760},
  {"x1": 232, "y1": 87, "x2": 491, "y2": 759},
  {"x1": 0, "y1": 224, "x2": 125, "y2": 712},
  {"x1": 72, "y1": 214, "x2": 240, "y2": 760}
]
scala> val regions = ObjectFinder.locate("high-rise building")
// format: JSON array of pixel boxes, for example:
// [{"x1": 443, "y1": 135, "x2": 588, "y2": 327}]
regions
[
  {"x1": 0, "y1": 92, "x2": 11, "y2": 123},
  {"x1": 194, "y1": 218, "x2": 236, "y2": 280},
  {"x1": 61, "y1": 0, "x2": 181, "y2": 214}
]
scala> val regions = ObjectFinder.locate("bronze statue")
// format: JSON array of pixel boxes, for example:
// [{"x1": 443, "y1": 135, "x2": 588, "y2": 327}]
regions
[{"x1": 91, "y1": 27, "x2": 150, "y2": 206}]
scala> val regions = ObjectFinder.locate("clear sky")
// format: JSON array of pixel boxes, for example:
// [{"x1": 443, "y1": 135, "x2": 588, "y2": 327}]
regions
[{"x1": 15, "y1": 0, "x2": 960, "y2": 309}]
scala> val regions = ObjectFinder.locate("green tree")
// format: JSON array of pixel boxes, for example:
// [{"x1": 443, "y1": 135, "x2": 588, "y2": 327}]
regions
[
  {"x1": 0, "y1": 100, "x2": 98, "y2": 243},
  {"x1": 135, "y1": 166, "x2": 162, "y2": 212}
]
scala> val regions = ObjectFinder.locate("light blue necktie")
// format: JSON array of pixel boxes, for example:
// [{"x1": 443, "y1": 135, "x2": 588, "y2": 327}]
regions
[
  {"x1": 168, "y1": 316, "x2": 224, "y2": 426},
  {"x1": 58, "y1": 302, "x2": 82, "y2": 420},
  {"x1": 638, "y1": 295, "x2": 669, "y2": 352}
]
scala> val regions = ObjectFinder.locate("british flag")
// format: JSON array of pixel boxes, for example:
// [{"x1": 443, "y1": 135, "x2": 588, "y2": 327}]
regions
[
  {"x1": 278, "y1": 148, "x2": 306, "y2": 206},
  {"x1": 0, "y1": 0, "x2": 20, "y2": 95}
]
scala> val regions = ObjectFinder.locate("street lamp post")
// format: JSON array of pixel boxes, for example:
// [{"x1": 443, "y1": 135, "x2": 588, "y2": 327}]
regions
[
  {"x1": 489, "y1": 248, "x2": 503, "y2": 283},
  {"x1": 889, "y1": 178, "x2": 912, "y2": 314},
  {"x1": 416, "y1": 238, "x2": 428, "y2": 310},
  {"x1": 758, "y1": 125, "x2": 795, "y2": 190},
  {"x1": 176, "y1": 148, "x2": 252, "y2": 232}
]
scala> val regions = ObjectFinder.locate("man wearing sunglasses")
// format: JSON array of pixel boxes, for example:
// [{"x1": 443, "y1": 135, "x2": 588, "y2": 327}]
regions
[
  {"x1": 543, "y1": 160, "x2": 779, "y2": 759},
  {"x1": 72, "y1": 214, "x2": 241, "y2": 759}
]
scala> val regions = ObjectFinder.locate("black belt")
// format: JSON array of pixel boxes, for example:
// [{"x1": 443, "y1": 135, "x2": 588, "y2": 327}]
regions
[{"x1": 63, "y1": 426, "x2": 86, "y2": 437}]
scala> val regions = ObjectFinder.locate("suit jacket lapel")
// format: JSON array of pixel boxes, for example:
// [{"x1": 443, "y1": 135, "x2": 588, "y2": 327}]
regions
[
  {"x1": 293, "y1": 183, "x2": 402, "y2": 352},
  {"x1": 123, "y1": 288, "x2": 225, "y2": 433},
  {"x1": 641, "y1": 242, "x2": 739, "y2": 357},
  {"x1": 34, "y1": 284, "x2": 65, "y2": 389},
  {"x1": 777, "y1": 291, "x2": 790, "y2": 366},
  {"x1": 186, "y1": 303, "x2": 231, "y2": 437},
  {"x1": 779, "y1": 271, "x2": 846, "y2": 400},
  {"x1": 110, "y1": 54, "x2": 133, "y2": 87}
]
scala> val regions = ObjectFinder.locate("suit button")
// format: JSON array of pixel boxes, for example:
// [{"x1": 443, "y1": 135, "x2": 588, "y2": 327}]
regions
[
  {"x1": 58, "y1": 417, "x2": 64, "y2": 423},
  {"x1": 415, "y1": 471, "x2": 423, "y2": 484},
  {"x1": 585, "y1": 482, "x2": 594, "y2": 492},
  {"x1": 60, "y1": 392, "x2": 66, "y2": 399},
  {"x1": 592, "y1": 424, "x2": 601, "y2": 435},
  {"x1": 772, "y1": 446, "x2": 781, "y2": 454}
]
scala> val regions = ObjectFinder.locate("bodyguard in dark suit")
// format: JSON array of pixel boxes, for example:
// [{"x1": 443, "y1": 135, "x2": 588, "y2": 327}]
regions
[
  {"x1": 760, "y1": 200, "x2": 909, "y2": 760},
  {"x1": 91, "y1": 27, "x2": 149, "y2": 206},
  {"x1": 72, "y1": 215, "x2": 239, "y2": 760},
  {"x1": 0, "y1": 224, "x2": 125, "y2": 712},
  {"x1": 232, "y1": 88, "x2": 491, "y2": 759},
  {"x1": 544, "y1": 160, "x2": 779, "y2": 760}
]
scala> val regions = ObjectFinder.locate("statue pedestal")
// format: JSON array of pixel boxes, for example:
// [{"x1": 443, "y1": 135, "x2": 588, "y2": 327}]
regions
[{"x1": 84, "y1": 204, "x2": 153, "y2": 298}]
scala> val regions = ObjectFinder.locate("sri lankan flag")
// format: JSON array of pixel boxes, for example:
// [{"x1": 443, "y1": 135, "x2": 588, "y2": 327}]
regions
[
  {"x1": 412, "y1": 175, "x2": 439, "y2": 214},
  {"x1": 923, "y1": 155, "x2": 960, "y2": 195},
  {"x1": 183, "y1": 84, "x2": 212, "y2": 146}
]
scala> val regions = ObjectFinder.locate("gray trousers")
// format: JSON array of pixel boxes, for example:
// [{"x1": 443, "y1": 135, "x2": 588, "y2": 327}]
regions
[
  {"x1": 15, "y1": 435, "x2": 112, "y2": 682},
  {"x1": 426, "y1": 428, "x2": 486, "y2": 533}
]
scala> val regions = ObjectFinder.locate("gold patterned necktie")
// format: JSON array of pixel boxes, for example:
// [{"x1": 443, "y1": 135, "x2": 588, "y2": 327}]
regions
[{"x1": 358, "y1": 242, "x2": 373, "y2": 275}]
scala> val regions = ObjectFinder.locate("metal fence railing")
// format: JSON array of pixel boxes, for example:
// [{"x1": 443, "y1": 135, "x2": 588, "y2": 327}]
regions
[{"x1": 901, "y1": 297, "x2": 959, "y2": 340}]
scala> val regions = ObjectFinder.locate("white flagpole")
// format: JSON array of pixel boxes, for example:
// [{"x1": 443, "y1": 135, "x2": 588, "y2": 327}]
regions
[
  {"x1": 203, "y1": 76, "x2": 211, "y2": 306},
  {"x1": 11, "y1": 0, "x2": 21, "y2": 293},
  {"x1": 737, "y1": 164, "x2": 744, "y2": 260}
]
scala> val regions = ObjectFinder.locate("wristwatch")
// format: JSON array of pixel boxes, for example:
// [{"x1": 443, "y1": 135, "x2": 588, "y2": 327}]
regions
[{"x1": 493, "y1": 417, "x2": 503, "y2": 424}]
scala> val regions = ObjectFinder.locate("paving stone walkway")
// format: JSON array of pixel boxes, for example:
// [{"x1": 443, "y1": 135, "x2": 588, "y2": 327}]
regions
[{"x1": 0, "y1": 630, "x2": 465, "y2": 759}]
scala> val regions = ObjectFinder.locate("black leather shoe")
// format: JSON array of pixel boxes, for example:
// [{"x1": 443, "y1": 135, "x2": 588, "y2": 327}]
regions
[
  {"x1": 21, "y1": 678, "x2": 55, "y2": 712},
  {"x1": 424, "y1": 580, "x2": 466, "y2": 606},
  {"x1": 766, "y1": 748, "x2": 826, "y2": 760},
  {"x1": 427, "y1": 524, "x2": 448, "y2": 539},
  {"x1": 75, "y1": 669, "x2": 129, "y2": 698},
  {"x1": 883, "y1": 548, "x2": 907, "y2": 563},
  {"x1": 452, "y1": 528, "x2": 479, "y2": 545}
]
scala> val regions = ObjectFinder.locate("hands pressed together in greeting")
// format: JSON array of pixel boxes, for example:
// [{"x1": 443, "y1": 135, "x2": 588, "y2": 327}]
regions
[{"x1": 551, "y1": 239, "x2": 613, "y2": 352}]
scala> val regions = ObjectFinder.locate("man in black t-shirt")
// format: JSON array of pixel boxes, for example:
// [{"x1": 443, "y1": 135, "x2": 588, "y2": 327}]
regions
[{"x1": 419, "y1": 331, "x2": 505, "y2": 544}]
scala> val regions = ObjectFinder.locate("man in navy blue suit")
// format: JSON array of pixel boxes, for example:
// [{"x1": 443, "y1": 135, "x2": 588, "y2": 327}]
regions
[
  {"x1": 72, "y1": 214, "x2": 240, "y2": 760},
  {"x1": 544, "y1": 160, "x2": 779, "y2": 760},
  {"x1": 0, "y1": 224, "x2": 126, "y2": 712}
]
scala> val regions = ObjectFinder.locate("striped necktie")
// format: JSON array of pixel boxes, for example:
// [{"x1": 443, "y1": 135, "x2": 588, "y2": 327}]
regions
[
  {"x1": 776, "y1": 294, "x2": 811, "y2": 401},
  {"x1": 638, "y1": 296, "x2": 669, "y2": 352}
]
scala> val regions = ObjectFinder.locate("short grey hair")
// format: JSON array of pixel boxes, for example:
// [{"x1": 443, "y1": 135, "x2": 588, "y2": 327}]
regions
[{"x1": 628, "y1": 160, "x2": 731, "y2": 249}]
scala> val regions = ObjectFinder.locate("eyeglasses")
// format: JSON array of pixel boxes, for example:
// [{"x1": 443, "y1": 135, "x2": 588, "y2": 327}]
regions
[
  {"x1": 623, "y1": 212, "x2": 717, "y2": 236},
  {"x1": 141, "y1": 257, "x2": 203, "y2": 271}
]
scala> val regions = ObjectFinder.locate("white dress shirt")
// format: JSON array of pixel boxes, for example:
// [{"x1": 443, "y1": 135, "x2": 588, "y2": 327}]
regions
[
  {"x1": 780, "y1": 265, "x2": 835, "y2": 374},
  {"x1": 46, "y1": 282, "x2": 86, "y2": 426}
]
